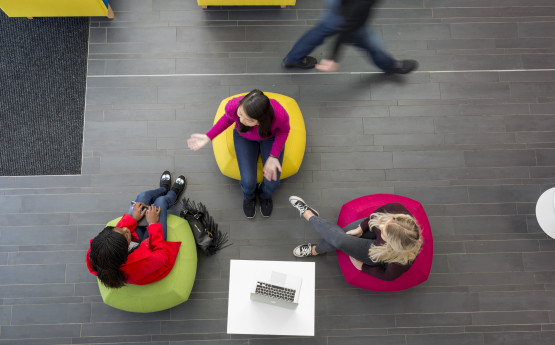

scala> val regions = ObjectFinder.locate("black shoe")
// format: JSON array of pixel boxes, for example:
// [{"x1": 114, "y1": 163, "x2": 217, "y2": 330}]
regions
[
  {"x1": 159, "y1": 171, "x2": 171, "y2": 192},
  {"x1": 243, "y1": 198, "x2": 256, "y2": 219},
  {"x1": 260, "y1": 197, "x2": 273, "y2": 218},
  {"x1": 170, "y1": 175, "x2": 187, "y2": 202},
  {"x1": 386, "y1": 60, "x2": 418, "y2": 74},
  {"x1": 282, "y1": 56, "x2": 317, "y2": 69}
]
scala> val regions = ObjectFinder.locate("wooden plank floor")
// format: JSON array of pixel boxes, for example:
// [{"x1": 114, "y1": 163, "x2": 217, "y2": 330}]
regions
[{"x1": 1, "y1": 0, "x2": 555, "y2": 344}]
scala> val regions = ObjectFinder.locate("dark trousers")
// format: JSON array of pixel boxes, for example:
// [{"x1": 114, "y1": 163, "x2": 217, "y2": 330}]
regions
[{"x1": 310, "y1": 216, "x2": 379, "y2": 266}]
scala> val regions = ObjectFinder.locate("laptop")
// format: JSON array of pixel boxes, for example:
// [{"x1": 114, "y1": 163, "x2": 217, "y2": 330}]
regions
[{"x1": 250, "y1": 270, "x2": 303, "y2": 309}]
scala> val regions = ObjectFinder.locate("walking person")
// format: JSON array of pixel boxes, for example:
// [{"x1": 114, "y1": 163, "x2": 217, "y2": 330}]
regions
[
  {"x1": 282, "y1": 0, "x2": 418, "y2": 74},
  {"x1": 187, "y1": 89, "x2": 290, "y2": 219},
  {"x1": 87, "y1": 171, "x2": 187, "y2": 288},
  {"x1": 288, "y1": 195, "x2": 423, "y2": 281}
]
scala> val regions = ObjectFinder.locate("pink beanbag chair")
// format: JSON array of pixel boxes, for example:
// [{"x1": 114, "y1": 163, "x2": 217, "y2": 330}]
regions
[{"x1": 337, "y1": 194, "x2": 433, "y2": 291}]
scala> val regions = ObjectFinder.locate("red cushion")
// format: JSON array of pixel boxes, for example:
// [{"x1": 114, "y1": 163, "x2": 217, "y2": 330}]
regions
[{"x1": 337, "y1": 194, "x2": 433, "y2": 291}]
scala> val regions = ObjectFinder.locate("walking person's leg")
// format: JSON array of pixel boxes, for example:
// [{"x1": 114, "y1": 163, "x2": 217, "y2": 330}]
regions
[
  {"x1": 258, "y1": 136, "x2": 285, "y2": 217},
  {"x1": 233, "y1": 129, "x2": 260, "y2": 218},
  {"x1": 352, "y1": 26, "x2": 418, "y2": 74},
  {"x1": 283, "y1": 0, "x2": 343, "y2": 68}
]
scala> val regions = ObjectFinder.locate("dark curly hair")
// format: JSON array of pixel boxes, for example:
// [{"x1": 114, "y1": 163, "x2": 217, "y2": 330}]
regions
[
  {"x1": 89, "y1": 226, "x2": 129, "y2": 289},
  {"x1": 237, "y1": 89, "x2": 274, "y2": 138}
]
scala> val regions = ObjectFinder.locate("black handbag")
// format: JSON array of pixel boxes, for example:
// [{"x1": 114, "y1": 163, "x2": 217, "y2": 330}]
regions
[{"x1": 179, "y1": 198, "x2": 230, "y2": 255}]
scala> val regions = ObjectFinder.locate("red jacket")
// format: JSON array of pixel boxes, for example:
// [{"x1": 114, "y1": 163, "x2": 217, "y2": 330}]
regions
[{"x1": 86, "y1": 214, "x2": 181, "y2": 285}]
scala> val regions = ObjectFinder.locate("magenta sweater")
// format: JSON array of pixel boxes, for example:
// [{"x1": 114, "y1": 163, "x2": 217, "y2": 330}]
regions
[{"x1": 206, "y1": 96, "x2": 290, "y2": 157}]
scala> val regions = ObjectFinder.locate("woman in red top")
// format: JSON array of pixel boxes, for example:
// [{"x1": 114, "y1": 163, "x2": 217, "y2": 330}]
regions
[
  {"x1": 86, "y1": 171, "x2": 186, "y2": 288},
  {"x1": 288, "y1": 195, "x2": 423, "y2": 281}
]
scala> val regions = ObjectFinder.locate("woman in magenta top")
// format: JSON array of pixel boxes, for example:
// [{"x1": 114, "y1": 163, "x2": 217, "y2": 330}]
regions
[{"x1": 187, "y1": 89, "x2": 290, "y2": 219}]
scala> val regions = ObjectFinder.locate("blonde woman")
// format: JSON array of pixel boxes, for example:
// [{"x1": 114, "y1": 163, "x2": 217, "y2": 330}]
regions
[{"x1": 289, "y1": 195, "x2": 422, "y2": 281}]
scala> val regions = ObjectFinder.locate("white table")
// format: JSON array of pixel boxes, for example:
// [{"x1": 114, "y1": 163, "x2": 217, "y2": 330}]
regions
[
  {"x1": 536, "y1": 187, "x2": 555, "y2": 239},
  {"x1": 227, "y1": 259, "x2": 315, "y2": 336}
]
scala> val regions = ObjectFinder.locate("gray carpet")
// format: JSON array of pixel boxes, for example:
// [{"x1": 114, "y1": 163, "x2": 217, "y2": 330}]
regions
[{"x1": 0, "y1": 12, "x2": 88, "y2": 176}]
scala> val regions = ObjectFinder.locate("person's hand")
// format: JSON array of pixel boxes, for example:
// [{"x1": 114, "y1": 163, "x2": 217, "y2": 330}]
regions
[
  {"x1": 346, "y1": 226, "x2": 363, "y2": 237},
  {"x1": 263, "y1": 156, "x2": 282, "y2": 181},
  {"x1": 315, "y1": 59, "x2": 339, "y2": 72},
  {"x1": 131, "y1": 202, "x2": 147, "y2": 222},
  {"x1": 145, "y1": 205, "x2": 160, "y2": 225},
  {"x1": 187, "y1": 133, "x2": 210, "y2": 151}
]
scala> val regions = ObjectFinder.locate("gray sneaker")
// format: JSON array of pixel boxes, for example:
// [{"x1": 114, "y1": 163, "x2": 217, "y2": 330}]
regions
[
  {"x1": 288, "y1": 196, "x2": 319, "y2": 217},
  {"x1": 293, "y1": 243, "x2": 314, "y2": 258}
]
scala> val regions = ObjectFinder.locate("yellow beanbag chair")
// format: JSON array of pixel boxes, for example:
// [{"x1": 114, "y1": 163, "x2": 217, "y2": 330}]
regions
[
  {"x1": 198, "y1": 1, "x2": 296, "y2": 8},
  {"x1": 212, "y1": 92, "x2": 306, "y2": 183},
  {"x1": 97, "y1": 215, "x2": 197, "y2": 313}
]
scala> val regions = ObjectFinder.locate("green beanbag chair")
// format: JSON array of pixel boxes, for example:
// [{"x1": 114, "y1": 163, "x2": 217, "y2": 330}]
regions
[{"x1": 97, "y1": 214, "x2": 197, "y2": 313}]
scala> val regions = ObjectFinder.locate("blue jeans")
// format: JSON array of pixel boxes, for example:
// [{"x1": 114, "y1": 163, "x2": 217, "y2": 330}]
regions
[
  {"x1": 284, "y1": 0, "x2": 396, "y2": 71},
  {"x1": 128, "y1": 187, "x2": 177, "y2": 241},
  {"x1": 233, "y1": 129, "x2": 284, "y2": 200}
]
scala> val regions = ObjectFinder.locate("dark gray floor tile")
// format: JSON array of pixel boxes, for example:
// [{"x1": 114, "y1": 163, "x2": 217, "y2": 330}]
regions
[
  {"x1": 523, "y1": 252, "x2": 555, "y2": 271},
  {"x1": 11, "y1": 303, "x2": 91, "y2": 325},
  {"x1": 328, "y1": 335, "x2": 405, "y2": 345},
  {"x1": 453, "y1": 216, "x2": 528, "y2": 235},
  {"x1": 518, "y1": 21, "x2": 555, "y2": 37},
  {"x1": 468, "y1": 185, "x2": 540, "y2": 203},
  {"x1": 506, "y1": 115, "x2": 555, "y2": 132},
  {"x1": 464, "y1": 150, "x2": 537, "y2": 167},
  {"x1": 484, "y1": 332, "x2": 542, "y2": 345},
  {"x1": 396, "y1": 312, "x2": 471, "y2": 327},
  {"x1": 0, "y1": 305, "x2": 10, "y2": 325},
  {"x1": 440, "y1": 83, "x2": 510, "y2": 99},
  {"x1": 522, "y1": 54, "x2": 555, "y2": 69},
  {"x1": 0, "y1": 264, "x2": 66, "y2": 285},
  {"x1": 0, "y1": 324, "x2": 81, "y2": 340},
  {"x1": 536, "y1": 149, "x2": 555, "y2": 166},
  {"x1": 81, "y1": 321, "x2": 161, "y2": 336},
  {"x1": 466, "y1": 239, "x2": 539, "y2": 253},
  {"x1": 108, "y1": 27, "x2": 177, "y2": 43},
  {"x1": 445, "y1": 132, "x2": 515, "y2": 145},
  {"x1": 0, "y1": 338, "x2": 73, "y2": 345},
  {"x1": 382, "y1": 23, "x2": 450, "y2": 40},
  {"x1": 451, "y1": 23, "x2": 518, "y2": 39},
  {"x1": 472, "y1": 310, "x2": 549, "y2": 325},
  {"x1": 453, "y1": 54, "x2": 522, "y2": 70},
  {"x1": 364, "y1": 117, "x2": 435, "y2": 134},
  {"x1": 104, "y1": 59, "x2": 176, "y2": 75},
  {"x1": 158, "y1": 85, "x2": 230, "y2": 103},
  {"x1": 371, "y1": 83, "x2": 441, "y2": 100},
  {"x1": 395, "y1": 186, "x2": 468, "y2": 203},
  {"x1": 393, "y1": 151, "x2": 465, "y2": 168},
  {"x1": 510, "y1": 82, "x2": 555, "y2": 98},
  {"x1": 321, "y1": 152, "x2": 393, "y2": 170},
  {"x1": 448, "y1": 253, "x2": 524, "y2": 273},
  {"x1": 478, "y1": 291, "x2": 555, "y2": 311},
  {"x1": 406, "y1": 333, "x2": 483, "y2": 345}
]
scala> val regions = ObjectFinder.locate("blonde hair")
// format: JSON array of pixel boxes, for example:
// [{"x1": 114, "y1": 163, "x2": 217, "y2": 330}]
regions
[{"x1": 367, "y1": 212, "x2": 422, "y2": 265}]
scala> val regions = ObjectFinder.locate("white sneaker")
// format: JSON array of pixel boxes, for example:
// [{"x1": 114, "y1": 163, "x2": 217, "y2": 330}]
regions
[
  {"x1": 293, "y1": 243, "x2": 314, "y2": 257},
  {"x1": 288, "y1": 196, "x2": 319, "y2": 217}
]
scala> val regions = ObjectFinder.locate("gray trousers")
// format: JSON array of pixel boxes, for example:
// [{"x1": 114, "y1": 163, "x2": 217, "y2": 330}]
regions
[{"x1": 309, "y1": 216, "x2": 379, "y2": 266}]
